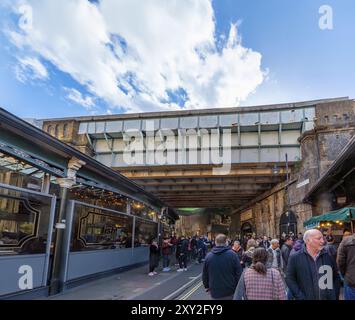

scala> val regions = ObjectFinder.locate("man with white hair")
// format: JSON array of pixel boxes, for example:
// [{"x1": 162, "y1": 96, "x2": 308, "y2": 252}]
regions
[
  {"x1": 286, "y1": 229, "x2": 340, "y2": 300},
  {"x1": 266, "y1": 239, "x2": 283, "y2": 272}
]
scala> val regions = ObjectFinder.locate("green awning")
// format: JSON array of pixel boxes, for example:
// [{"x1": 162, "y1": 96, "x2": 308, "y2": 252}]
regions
[{"x1": 304, "y1": 207, "x2": 355, "y2": 229}]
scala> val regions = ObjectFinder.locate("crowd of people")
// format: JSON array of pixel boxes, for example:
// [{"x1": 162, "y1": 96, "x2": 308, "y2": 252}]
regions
[
  {"x1": 201, "y1": 229, "x2": 355, "y2": 300},
  {"x1": 147, "y1": 229, "x2": 355, "y2": 300},
  {"x1": 148, "y1": 234, "x2": 209, "y2": 276}
]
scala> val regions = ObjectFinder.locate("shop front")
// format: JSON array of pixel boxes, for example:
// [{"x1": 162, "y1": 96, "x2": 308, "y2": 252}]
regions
[{"x1": 0, "y1": 107, "x2": 177, "y2": 298}]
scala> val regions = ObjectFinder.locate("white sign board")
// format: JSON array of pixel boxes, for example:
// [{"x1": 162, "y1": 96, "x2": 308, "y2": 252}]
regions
[{"x1": 297, "y1": 179, "x2": 310, "y2": 188}]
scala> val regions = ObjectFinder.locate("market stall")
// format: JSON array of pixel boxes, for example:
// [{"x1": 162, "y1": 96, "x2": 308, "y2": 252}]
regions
[{"x1": 304, "y1": 207, "x2": 355, "y2": 242}]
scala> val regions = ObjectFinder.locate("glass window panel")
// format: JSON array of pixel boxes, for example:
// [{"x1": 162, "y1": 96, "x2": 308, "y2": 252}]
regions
[
  {"x1": 199, "y1": 115, "x2": 218, "y2": 128},
  {"x1": 134, "y1": 218, "x2": 158, "y2": 247},
  {"x1": 78, "y1": 122, "x2": 88, "y2": 134},
  {"x1": 260, "y1": 112, "x2": 280, "y2": 124},
  {"x1": 161, "y1": 118, "x2": 179, "y2": 130},
  {"x1": 180, "y1": 116, "x2": 198, "y2": 129},
  {"x1": 95, "y1": 122, "x2": 106, "y2": 133},
  {"x1": 123, "y1": 120, "x2": 141, "y2": 131},
  {"x1": 0, "y1": 186, "x2": 52, "y2": 255},
  {"x1": 142, "y1": 119, "x2": 160, "y2": 131},
  {"x1": 281, "y1": 109, "x2": 303, "y2": 123},
  {"x1": 71, "y1": 204, "x2": 133, "y2": 251},
  {"x1": 304, "y1": 107, "x2": 316, "y2": 121},
  {"x1": 219, "y1": 114, "x2": 237, "y2": 127},
  {"x1": 105, "y1": 121, "x2": 123, "y2": 133},
  {"x1": 240, "y1": 113, "x2": 259, "y2": 125},
  {"x1": 87, "y1": 122, "x2": 96, "y2": 133}
]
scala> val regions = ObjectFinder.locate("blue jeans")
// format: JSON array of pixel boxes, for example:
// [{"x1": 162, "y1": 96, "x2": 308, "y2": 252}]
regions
[
  {"x1": 163, "y1": 255, "x2": 170, "y2": 268},
  {"x1": 344, "y1": 284, "x2": 355, "y2": 300}
]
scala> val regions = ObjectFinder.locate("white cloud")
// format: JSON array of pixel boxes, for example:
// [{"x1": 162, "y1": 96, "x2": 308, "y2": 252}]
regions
[
  {"x1": 14, "y1": 56, "x2": 48, "y2": 83},
  {"x1": 64, "y1": 87, "x2": 95, "y2": 109},
  {"x1": 7, "y1": 0, "x2": 265, "y2": 113}
]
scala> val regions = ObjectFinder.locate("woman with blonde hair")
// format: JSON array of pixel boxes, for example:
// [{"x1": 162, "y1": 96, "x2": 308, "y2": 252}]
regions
[{"x1": 234, "y1": 248, "x2": 286, "y2": 300}]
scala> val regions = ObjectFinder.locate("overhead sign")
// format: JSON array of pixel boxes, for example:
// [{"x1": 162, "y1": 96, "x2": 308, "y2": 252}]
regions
[{"x1": 296, "y1": 179, "x2": 309, "y2": 188}]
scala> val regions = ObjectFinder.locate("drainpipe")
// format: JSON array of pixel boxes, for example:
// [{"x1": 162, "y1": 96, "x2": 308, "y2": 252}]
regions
[{"x1": 49, "y1": 158, "x2": 85, "y2": 295}]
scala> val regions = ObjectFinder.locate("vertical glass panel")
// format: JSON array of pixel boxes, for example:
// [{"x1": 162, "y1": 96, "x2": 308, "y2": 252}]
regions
[
  {"x1": 142, "y1": 119, "x2": 160, "y2": 131},
  {"x1": 161, "y1": 118, "x2": 179, "y2": 130},
  {"x1": 304, "y1": 107, "x2": 316, "y2": 120},
  {"x1": 105, "y1": 121, "x2": 123, "y2": 133},
  {"x1": 95, "y1": 122, "x2": 106, "y2": 133},
  {"x1": 134, "y1": 218, "x2": 158, "y2": 247},
  {"x1": 219, "y1": 114, "x2": 237, "y2": 127},
  {"x1": 0, "y1": 186, "x2": 52, "y2": 255},
  {"x1": 71, "y1": 203, "x2": 133, "y2": 251},
  {"x1": 281, "y1": 109, "x2": 303, "y2": 123},
  {"x1": 123, "y1": 120, "x2": 141, "y2": 131},
  {"x1": 260, "y1": 112, "x2": 279, "y2": 124},
  {"x1": 199, "y1": 115, "x2": 218, "y2": 128},
  {"x1": 180, "y1": 116, "x2": 198, "y2": 129},
  {"x1": 78, "y1": 122, "x2": 88, "y2": 134},
  {"x1": 87, "y1": 122, "x2": 96, "y2": 133},
  {"x1": 240, "y1": 113, "x2": 259, "y2": 125}
]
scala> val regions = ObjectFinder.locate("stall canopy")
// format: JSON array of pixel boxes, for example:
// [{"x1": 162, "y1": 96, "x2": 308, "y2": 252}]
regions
[{"x1": 304, "y1": 207, "x2": 355, "y2": 229}]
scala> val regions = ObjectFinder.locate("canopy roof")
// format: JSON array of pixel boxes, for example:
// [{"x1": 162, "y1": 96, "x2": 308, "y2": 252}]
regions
[{"x1": 304, "y1": 207, "x2": 355, "y2": 228}]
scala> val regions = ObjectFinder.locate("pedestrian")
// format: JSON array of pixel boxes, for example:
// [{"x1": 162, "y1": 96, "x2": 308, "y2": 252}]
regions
[
  {"x1": 241, "y1": 239, "x2": 257, "y2": 269},
  {"x1": 176, "y1": 235, "x2": 189, "y2": 271},
  {"x1": 232, "y1": 240, "x2": 244, "y2": 262},
  {"x1": 234, "y1": 247, "x2": 286, "y2": 300},
  {"x1": 196, "y1": 236, "x2": 205, "y2": 264},
  {"x1": 337, "y1": 232, "x2": 355, "y2": 300},
  {"x1": 266, "y1": 239, "x2": 283, "y2": 274},
  {"x1": 202, "y1": 234, "x2": 242, "y2": 300},
  {"x1": 286, "y1": 229, "x2": 341, "y2": 300},
  {"x1": 259, "y1": 236, "x2": 270, "y2": 250},
  {"x1": 148, "y1": 239, "x2": 160, "y2": 276},
  {"x1": 325, "y1": 234, "x2": 337, "y2": 262},
  {"x1": 281, "y1": 236, "x2": 294, "y2": 272},
  {"x1": 289, "y1": 238, "x2": 304, "y2": 256},
  {"x1": 162, "y1": 238, "x2": 172, "y2": 272}
]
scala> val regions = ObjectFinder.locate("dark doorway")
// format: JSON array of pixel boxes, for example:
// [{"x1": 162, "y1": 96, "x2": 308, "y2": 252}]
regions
[
  {"x1": 279, "y1": 210, "x2": 297, "y2": 236},
  {"x1": 241, "y1": 222, "x2": 253, "y2": 238}
]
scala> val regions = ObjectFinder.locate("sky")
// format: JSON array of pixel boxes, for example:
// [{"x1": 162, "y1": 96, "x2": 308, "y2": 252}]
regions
[{"x1": 0, "y1": 0, "x2": 354, "y2": 119}]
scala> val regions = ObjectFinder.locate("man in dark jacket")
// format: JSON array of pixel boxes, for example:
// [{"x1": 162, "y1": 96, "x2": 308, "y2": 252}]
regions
[
  {"x1": 259, "y1": 236, "x2": 270, "y2": 250},
  {"x1": 176, "y1": 236, "x2": 189, "y2": 271},
  {"x1": 281, "y1": 236, "x2": 294, "y2": 272},
  {"x1": 337, "y1": 233, "x2": 355, "y2": 300},
  {"x1": 202, "y1": 234, "x2": 242, "y2": 300},
  {"x1": 286, "y1": 229, "x2": 341, "y2": 300}
]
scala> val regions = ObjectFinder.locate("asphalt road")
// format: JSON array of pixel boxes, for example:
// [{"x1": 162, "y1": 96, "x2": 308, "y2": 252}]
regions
[{"x1": 133, "y1": 262, "x2": 204, "y2": 300}]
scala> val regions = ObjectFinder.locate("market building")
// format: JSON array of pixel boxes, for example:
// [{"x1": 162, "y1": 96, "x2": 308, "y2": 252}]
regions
[{"x1": 0, "y1": 107, "x2": 177, "y2": 299}]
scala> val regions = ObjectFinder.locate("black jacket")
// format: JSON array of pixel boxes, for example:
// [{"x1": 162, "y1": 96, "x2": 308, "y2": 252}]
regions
[
  {"x1": 176, "y1": 239, "x2": 189, "y2": 256},
  {"x1": 202, "y1": 246, "x2": 242, "y2": 299},
  {"x1": 286, "y1": 245, "x2": 341, "y2": 300},
  {"x1": 259, "y1": 240, "x2": 270, "y2": 249}
]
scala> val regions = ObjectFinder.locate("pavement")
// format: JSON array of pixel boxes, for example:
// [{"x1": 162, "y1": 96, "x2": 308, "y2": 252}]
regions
[{"x1": 46, "y1": 261, "x2": 204, "y2": 300}]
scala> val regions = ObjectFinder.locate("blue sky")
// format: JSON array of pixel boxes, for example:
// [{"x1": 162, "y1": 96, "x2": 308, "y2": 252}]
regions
[{"x1": 0, "y1": 0, "x2": 354, "y2": 119}]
